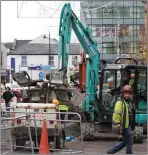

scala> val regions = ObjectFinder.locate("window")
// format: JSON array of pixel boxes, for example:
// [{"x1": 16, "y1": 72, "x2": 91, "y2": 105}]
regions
[
  {"x1": 136, "y1": 69, "x2": 147, "y2": 111},
  {"x1": 49, "y1": 56, "x2": 54, "y2": 66},
  {"x1": 121, "y1": 42, "x2": 131, "y2": 54},
  {"x1": 21, "y1": 56, "x2": 27, "y2": 66},
  {"x1": 130, "y1": 8, "x2": 140, "y2": 18},
  {"x1": 90, "y1": 25, "x2": 97, "y2": 37},
  {"x1": 72, "y1": 56, "x2": 78, "y2": 66},
  {"x1": 106, "y1": 44, "x2": 116, "y2": 54},
  {"x1": 137, "y1": 69, "x2": 147, "y2": 93},
  {"x1": 128, "y1": 25, "x2": 139, "y2": 36},
  {"x1": 101, "y1": 69, "x2": 121, "y2": 111}
]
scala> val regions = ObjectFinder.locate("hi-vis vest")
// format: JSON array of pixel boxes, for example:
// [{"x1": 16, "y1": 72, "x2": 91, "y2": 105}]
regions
[
  {"x1": 59, "y1": 105, "x2": 68, "y2": 111},
  {"x1": 112, "y1": 99, "x2": 129, "y2": 129}
]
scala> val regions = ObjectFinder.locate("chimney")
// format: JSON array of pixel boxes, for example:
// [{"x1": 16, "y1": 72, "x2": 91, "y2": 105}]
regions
[
  {"x1": 12, "y1": 38, "x2": 17, "y2": 49},
  {"x1": 43, "y1": 34, "x2": 46, "y2": 38}
]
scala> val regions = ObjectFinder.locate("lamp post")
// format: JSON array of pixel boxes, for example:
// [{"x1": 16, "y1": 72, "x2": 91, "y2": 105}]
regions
[
  {"x1": 30, "y1": 64, "x2": 34, "y2": 79},
  {"x1": 112, "y1": 8, "x2": 121, "y2": 59}
]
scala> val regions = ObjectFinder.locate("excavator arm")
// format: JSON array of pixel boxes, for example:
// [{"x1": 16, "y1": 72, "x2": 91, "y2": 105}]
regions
[{"x1": 58, "y1": 3, "x2": 100, "y2": 121}]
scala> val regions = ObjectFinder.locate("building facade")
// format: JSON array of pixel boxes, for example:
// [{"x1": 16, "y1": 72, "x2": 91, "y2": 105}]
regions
[
  {"x1": 80, "y1": 0, "x2": 145, "y2": 62},
  {"x1": 7, "y1": 35, "x2": 81, "y2": 81},
  {"x1": 1, "y1": 43, "x2": 9, "y2": 83},
  {"x1": 145, "y1": 2, "x2": 148, "y2": 57}
]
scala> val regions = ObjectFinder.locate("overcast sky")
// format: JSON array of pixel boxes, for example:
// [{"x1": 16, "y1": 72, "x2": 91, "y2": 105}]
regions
[{"x1": 1, "y1": 1, "x2": 80, "y2": 43}]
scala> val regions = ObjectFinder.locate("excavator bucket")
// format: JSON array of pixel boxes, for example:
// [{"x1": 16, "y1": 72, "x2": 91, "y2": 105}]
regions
[
  {"x1": 12, "y1": 71, "x2": 31, "y2": 87},
  {"x1": 50, "y1": 71, "x2": 64, "y2": 86}
]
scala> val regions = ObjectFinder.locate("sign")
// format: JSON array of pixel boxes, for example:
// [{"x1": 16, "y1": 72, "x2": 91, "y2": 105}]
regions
[
  {"x1": 41, "y1": 65, "x2": 51, "y2": 70},
  {"x1": 38, "y1": 72, "x2": 45, "y2": 80},
  {"x1": 28, "y1": 66, "x2": 41, "y2": 70}
]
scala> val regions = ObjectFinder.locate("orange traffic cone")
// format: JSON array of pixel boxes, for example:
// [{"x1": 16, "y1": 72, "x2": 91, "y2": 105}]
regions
[{"x1": 39, "y1": 119, "x2": 50, "y2": 154}]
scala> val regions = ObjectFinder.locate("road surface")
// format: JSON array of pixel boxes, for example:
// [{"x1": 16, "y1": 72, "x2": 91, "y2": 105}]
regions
[{"x1": 2, "y1": 138, "x2": 147, "y2": 154}]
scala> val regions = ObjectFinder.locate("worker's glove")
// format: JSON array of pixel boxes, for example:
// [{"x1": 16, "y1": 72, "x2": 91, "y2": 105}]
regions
[{"x1": 112, "y1": 124, "x2": 123, "y2": 134}]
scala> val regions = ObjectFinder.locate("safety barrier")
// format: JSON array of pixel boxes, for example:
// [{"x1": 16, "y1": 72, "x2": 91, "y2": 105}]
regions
[
  {"x1": 1, "y1": 109, "x2": 84, "y2": 154},
  {"x1": 1, "y1": 115, "x2": 34, "y2": 155}
]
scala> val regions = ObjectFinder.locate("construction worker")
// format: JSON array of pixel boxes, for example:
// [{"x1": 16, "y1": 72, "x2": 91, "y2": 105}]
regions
[
  {"x1": 107, "y1": 85, "x2": 135, "y2": 154},
  {"x1": 52, "y1": 99, "x2": 68, "y2": 123},
  {"x1": 2, "y1": 86, "x2": 14, "y2": 112},
  {"x1": 59, "y1": 103, "x2": 68, "y2": 123}
]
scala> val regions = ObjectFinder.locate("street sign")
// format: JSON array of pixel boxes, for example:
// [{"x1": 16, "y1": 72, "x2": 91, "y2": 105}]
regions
[
  {"x1": 28, "y1": 66, "x2": 41, "y2": 70},
  {"x1": 41, "y1": 65, "x2": 51, "y2": 70},
  {"x1": 38, "y1": 72, "x2": 45, "y2": 80}
]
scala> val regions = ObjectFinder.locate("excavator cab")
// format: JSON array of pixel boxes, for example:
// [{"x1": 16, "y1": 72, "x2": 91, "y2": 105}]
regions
[
  {"x1": 98, "y1": 64, "x2": 147, "y2": 142},
  {"x1": 98, "y1": 64, "x2": 123, "y2": 114}
]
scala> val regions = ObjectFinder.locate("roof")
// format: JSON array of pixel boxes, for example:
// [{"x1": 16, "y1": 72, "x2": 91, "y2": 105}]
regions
[
  {"x1": 15, "y1": 40, "x2": 31, "y2": 49},
  {"x1": 4, "y1": 42, "x2": 14, "y2": 49},
  {"x1": 4, "y1": 40, "x2": 31, "y2": 50},
  {"x1": 8, "y1": 43, "x2": 81, "y2": 55},
  {"x1": 5, "y1": 35, "x2": 80, "y2": 55},
  {"x1": 29, "y1": 35, "x2": 58, "y2": 44}
]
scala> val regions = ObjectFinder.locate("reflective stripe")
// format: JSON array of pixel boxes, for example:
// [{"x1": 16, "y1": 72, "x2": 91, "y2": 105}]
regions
[
  {"x1": 112, "y1": 122, "x2": 121, "y2": 125},
  {"x1": 112, "y1": 122, "x2": 121, "y2": 128},
  {"x1": 114, "y1": 110, "x2": 122, "y2": 115},
  {"x1": 59, "y1": 105, "x2": 68, "y2": 111}
]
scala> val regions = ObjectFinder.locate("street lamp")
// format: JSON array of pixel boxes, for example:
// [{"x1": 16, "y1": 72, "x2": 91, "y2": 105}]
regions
[
  {"x1": 30, "y1": 64, "x2": 34, "y2": 79},
  {"x1": 112, "y1": 8, "x2": 121, "y2": 59}
]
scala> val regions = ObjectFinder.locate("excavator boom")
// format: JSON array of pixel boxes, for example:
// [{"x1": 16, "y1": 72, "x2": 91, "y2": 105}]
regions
[{"x1": 58, "y1": 3, "x2": 100, "y2": 121}]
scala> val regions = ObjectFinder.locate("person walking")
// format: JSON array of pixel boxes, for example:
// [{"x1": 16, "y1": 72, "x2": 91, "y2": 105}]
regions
[
  {"x1": 2, "y1": 86, "x2": 13, "y2": 112},
  {"x1": 107, "y1": 85, "x2": 135, "y2": 154}
]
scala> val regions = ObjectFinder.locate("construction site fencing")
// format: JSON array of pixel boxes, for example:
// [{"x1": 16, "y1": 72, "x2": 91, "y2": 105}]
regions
[
  {"x1": 1, "y1": 109, "x2": 84, "y2": 154},
  {"x1": 1, "y1": 114, "x2": 34, "y2": 155}
]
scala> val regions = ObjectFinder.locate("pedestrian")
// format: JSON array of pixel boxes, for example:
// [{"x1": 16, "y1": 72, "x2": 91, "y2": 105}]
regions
[
  {"x1": 107, "y1": 85, "x2": 135, "y2": 154},
  {"x1": 2, "y1": 86, "x2": 13, "y2": 112}
]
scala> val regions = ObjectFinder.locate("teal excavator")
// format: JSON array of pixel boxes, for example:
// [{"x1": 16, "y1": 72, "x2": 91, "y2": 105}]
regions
[
  {"x1": 58, "y1": 3, "x2": 100, "y2": 123},
  {"x1": 57, "y1": 3, "x2": 147, "y2": 142}
]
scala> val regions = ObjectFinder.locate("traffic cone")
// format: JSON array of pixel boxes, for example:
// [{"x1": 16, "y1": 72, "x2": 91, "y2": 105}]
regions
[{"x1": 39, "y1": 119, "x2": 50, "y2": 154}]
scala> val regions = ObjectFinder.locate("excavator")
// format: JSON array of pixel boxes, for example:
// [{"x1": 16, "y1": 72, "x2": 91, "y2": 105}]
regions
[
  {"x1": 58, "y1": 3, "x2": 99, "y2": 126},
  {"x1": 57, "y1": 3, "x2": 147, "y2": 142},
  {"x1": 11, "y1": 3, "x2": 146, "y2": 143}
]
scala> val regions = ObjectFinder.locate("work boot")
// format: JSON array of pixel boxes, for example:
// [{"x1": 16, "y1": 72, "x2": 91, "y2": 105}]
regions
[{"x1": 107, "y1": 149, "x2": 115, "y2": 154}]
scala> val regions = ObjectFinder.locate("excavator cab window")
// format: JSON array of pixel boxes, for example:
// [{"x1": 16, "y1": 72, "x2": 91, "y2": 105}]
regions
[
  {"x1": 134, "y1": 68, "x2": 147, "y2": 112},
  {"x1": 137, "y1": 70, "x2": 147, "y2": 93},
  {"x1": 100, "y1": 69, "x2": 121, "y2": 111}
]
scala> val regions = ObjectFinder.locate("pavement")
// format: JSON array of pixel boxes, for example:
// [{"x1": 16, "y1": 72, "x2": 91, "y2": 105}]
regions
[
  {"x1": 1, "y1": 135, "x2": 147, "y2": 154},
  {"x1": 66, "y1": 138, "x2": 148, "y2": 154}
]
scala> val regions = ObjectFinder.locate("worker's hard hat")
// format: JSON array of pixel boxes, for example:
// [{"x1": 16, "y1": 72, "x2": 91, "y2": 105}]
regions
[{"x1": 122, "y1": 85, "x2": 132, "y2": 93}]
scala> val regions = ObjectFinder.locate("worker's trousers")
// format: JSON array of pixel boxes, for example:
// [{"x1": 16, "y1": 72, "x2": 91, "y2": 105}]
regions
[
  {"x1": 5, "y1": 101, "x2": 10, "y2": 111},
  {"x1": 110, "y1": 127, "x2": 133, "y2": 154}
]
